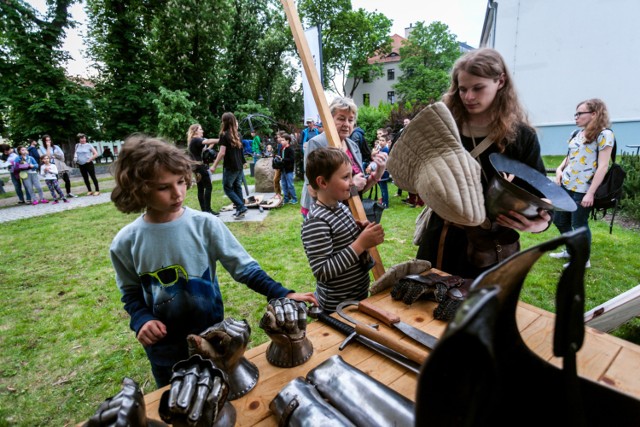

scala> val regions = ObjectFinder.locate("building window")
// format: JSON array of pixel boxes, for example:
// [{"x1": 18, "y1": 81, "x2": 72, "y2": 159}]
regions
[
  {"x1": 363, "y1": 93, "x2": 370, "y2": 106},
  {"x1": 387, "y1": 91, "x2": 395, "y2": 104},
  {"x1": 387, "y1": 68, "x2": 395, "y2": 80}
]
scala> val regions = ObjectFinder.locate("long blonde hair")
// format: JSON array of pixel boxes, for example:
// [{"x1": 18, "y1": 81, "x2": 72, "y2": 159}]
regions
[
  {"x1": 219, "y1": 113, "x2": 242, "y2": 149},
  {"x1": 186, "y1": 124, "x2": 201, "y2": 142},
  {"x1": 443, "y1": 48, "x2": 530, "y2": 149},
  {"x1": 577, "y1": 99, "x2": 610, "y2": 143}
]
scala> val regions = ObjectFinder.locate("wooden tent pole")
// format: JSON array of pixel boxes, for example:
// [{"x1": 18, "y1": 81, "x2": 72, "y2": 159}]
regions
[{"x1": 280, "y1": 0, "x2": 385, "y2": 279}]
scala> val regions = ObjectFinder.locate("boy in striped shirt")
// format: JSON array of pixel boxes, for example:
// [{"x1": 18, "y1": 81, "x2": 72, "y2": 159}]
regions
[{"x1": 301, "y1": 147, "x2": 385, "y2": 312}]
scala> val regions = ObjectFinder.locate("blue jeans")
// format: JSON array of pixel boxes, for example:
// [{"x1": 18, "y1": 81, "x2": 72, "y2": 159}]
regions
[
  {"x1": 379, "y1": 180, "x2": 389, "y2": 207},
  {"x1": 222, "y1": 169, "x2": 245, "y2": 210},
  {"x1": 9, "y1": 171, "x2": 26, "y2": 202},
  {"x1": 281, "y1": 171, "x2": 296, "y2": 202},
  {"x1": 553, "y1": 188, "x2": 591, "y2": 259}
]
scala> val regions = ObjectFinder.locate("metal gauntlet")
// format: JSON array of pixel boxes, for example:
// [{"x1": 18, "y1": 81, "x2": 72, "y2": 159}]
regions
[
  {"x1": 158, "y1": 354, "x2": 235, "y2": 427},
  {"x1": 84, "y1": 377, "x2": 153, "y2": 427},
  {"x1": 259, "y1": 298, "x2": 313, "y2": 368},
  {"x1": 391, "y1": 272, "x2": 468, "y2": 321},
  {"x1": 187, "y1": 318, "x2": 259, "y2": 400}
]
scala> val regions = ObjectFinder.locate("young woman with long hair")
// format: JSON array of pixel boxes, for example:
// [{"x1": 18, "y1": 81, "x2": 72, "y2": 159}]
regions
[
  {"x1": 550, "y1": 99, "x2": 614, "y2": 267},
  {"x1": 211, "y1": 112, "x2": 248, "y2": 219},
  {"x1": 187, "y1": 123, "x2": 219, "y2": 215},
  {"x1": 416, "y1": 48, "x2": 551, "y2": 279}
]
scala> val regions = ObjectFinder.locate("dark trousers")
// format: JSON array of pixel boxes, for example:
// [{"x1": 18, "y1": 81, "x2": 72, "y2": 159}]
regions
[
  {"x1": 59, "y1": 171, "x2": 71, "y2": 194},
  {"x1": 78, "y1": 162, "x2": 100, "y2": 192},
  {"x1": 194, "y1": 164, "x2": 213, "y2": 212}
]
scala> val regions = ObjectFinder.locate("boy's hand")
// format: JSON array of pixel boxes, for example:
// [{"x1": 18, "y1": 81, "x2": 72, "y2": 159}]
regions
[
  {"x1": 286, "y1": 292, "x2": 318, "y2": 306},
  {"x1": 137, "y1": 319, "x2": 167, "y2": 346},
  {"x1": 355, "y1": 219, "x2": 370, "y2": 229},
  {"x1": 356, "y1": 222, "x2": 384, "y2": 250}
]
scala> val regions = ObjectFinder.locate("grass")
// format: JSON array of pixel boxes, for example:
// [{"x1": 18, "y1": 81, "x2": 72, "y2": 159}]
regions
[{"x1": 0, "y1": 175, "x2": 639, "y2": 426}]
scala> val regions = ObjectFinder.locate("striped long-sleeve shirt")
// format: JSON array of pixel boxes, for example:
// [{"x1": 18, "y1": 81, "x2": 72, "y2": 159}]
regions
[{"x1": 301, "y1": 202, "x2": 370, "y2": 312}]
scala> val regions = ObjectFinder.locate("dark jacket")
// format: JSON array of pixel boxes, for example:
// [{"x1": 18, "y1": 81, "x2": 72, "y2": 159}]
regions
[{"x1": 350, "y1": 127, "x2": 371, "y2": 161}]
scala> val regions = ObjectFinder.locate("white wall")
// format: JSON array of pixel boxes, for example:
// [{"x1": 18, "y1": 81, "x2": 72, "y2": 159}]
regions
[
  {"x1": 490, "y1": 0, "x2": 640, "y2": 154},
  {"x1": 349, "y1": 61, "x2": 401, "y2": 107}
]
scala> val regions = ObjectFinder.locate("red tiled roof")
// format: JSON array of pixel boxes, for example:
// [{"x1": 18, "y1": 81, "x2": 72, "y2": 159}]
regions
[{"x1": 368, "y1": 34, "x2": 407, "y2": 64}]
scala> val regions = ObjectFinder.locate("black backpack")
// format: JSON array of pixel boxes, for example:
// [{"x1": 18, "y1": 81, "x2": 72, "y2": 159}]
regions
[
  {"x1": 202, "y1": 147, "x2": 218, "y2": 165},
  {"x1": 588, "y1": 130, "x2": 626, "y2": 233}
]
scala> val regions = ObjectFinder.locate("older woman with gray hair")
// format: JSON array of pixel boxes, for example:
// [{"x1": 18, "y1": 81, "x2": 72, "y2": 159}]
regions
[{"x1": 300, "y1": 97, "x2": 388, "y2": 218}]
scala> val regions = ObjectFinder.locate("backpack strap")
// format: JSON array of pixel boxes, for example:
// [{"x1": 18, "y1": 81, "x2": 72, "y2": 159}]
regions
[{"x1": 595, "y1": 128, "x2": 617, "y2": 165}]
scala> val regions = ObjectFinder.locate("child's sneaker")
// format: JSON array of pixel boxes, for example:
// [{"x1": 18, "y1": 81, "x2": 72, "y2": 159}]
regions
[
  {"x1": 32, "y1": 200, "x2": 39, "y2": 205},
  {"x1": 40, "y1": 199, "x2": 49, "y2": 204},
  {"x1": 67, "y1": 193, "x2": 78, "y2": 198},
  {"x1": 52, "y1": 200, "x2": 59, "y2": 204},
  {"x1": 63, "y1": 199, "x2": 69, "y2": 203},
  {"x1": 93, "y1": 191, "x2": 100, "y2": 196},
  {"x1": 87, "y1": 192, "x2": 94, "y2": 196}
]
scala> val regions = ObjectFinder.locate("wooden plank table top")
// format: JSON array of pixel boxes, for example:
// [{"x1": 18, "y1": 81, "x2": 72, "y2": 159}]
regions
[{"x1": 136, "y1": 281, "x2": 640, "y2": 426}]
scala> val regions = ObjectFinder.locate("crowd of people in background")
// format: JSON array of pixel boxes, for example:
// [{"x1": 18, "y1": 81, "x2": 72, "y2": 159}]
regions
[{"x1": 0, "y1": 133, "x2": 118, "y2": 206}]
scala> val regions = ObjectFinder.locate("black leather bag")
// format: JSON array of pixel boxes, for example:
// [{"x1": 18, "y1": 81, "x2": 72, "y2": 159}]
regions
[
  {"x1": 362, "y1": 185, "x2": 384, "y2": 223},
  {"x1": 272, "y1": 155, "x2": 284, "y2": 170}
]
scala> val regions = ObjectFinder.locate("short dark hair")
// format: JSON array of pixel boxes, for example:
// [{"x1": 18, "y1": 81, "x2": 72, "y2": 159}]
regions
[
  {"x1": 306, "y1": 147, "x2": 351, "y2": 190},
  {"x1": 111, "y1": 134, "x2": 195, "y2": 213}
]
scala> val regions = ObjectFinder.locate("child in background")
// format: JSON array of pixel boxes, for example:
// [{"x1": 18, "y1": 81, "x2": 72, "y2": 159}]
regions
[
  {"x1": 301, "y1": 147, "x2": 385, "y2": 313},
  {"x1": 15, "y1": 146, "x2": 47, "y2": 205},
  {"x1": 376, "y1": 134, "x2": 391, "y2": 207},
  {"x1": 109, "y1": 134, "x2": 316, "y2": 387},
  {"x1": 279, "y1": 133, "x2": 297, "y2": 204},
  {"x1": 40, "y1": 155, "x2": 68, "y2": 204}
]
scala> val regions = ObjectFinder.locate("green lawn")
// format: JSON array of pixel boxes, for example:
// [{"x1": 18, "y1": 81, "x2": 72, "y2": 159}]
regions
[{"x1": 0, "y1": 177, "x2": 639, "y2": 425}]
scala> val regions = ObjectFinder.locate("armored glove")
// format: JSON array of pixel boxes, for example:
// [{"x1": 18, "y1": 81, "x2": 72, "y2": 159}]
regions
[
  {"x1": 159, "y1": 354, "x2": 235, "y2": 427},
  {"x1": 84, "y1": 377, "x2": 152, "y2": 427},
  {"x1": 391, "y1": 273, "x2": 468, "y2": 321},
  {"x1": 369, "y1": 259, "x2": 432, "y2": 295},
  {"x1": 187, "y1": 318, "x2": 259, "y2": 400},
  {"x1": 259, "y1": 297, "x2": 314, "y2": 368}
]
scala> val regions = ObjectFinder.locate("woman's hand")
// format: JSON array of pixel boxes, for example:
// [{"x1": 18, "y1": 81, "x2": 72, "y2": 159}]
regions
[
  {"x1": 581, "y1": 192, "x2": 594, "y2": 208},
  {"x1": 353, "y1": 172, "x2": 367, "y2": 191},
  {"x1": 495, "y1": 209, "x2": 551, "y2": 233}
]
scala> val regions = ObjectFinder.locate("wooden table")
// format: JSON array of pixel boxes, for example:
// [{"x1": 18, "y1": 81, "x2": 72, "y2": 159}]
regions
[{"x1": 139, "y1": 285, "x2": 640, "y2": 426}]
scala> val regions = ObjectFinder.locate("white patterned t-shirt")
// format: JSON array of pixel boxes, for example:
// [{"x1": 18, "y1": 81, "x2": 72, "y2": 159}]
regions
[{"x1": 561, "y1": 129, "x2": 614, "y2": 193}]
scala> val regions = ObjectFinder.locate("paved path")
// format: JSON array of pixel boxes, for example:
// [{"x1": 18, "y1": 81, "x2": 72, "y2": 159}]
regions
[{"x1": 0, "y1": 171, "x2": 277, "y2": 224}]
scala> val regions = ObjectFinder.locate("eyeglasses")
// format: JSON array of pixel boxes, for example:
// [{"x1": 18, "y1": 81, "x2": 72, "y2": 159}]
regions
[
  {"x1": 574, "y1": 111, "x2": 593, "y2": 118},
  {"x1": 140, "y1": 265, "x2": 188, "y2": 287}
]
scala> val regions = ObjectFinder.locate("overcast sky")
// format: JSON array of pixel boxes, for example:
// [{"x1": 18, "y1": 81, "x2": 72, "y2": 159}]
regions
[
  {"x1": 351, "y1": 0, "x2": 487, "y2": 46},
  {"x1": 28, "y1": 0, "x2": 488, "y2": 77}
]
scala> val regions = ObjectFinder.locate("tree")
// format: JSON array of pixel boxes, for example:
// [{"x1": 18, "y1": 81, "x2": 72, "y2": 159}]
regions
[
  {"x1": 253, "y1": 5, "x2": 303, "y2": 125},
  {"x1": 152, "y1": 87, "x2": 196, "y2": 144},
  {"x1": 395, "y1": 21, "x2": 461, "y2": 103},
  {"x1": 0, "y1": 0, "x2": 96, "y2": 149},
  {"x1": 298, "y1": 0, "x2": 392, "y2": 96},
  {"x1": 86, "y1": 0, "x2": 160, "y2": 140},
  {"x1": 148, "y1": 0, "x2": 231, "y2": 131}
]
